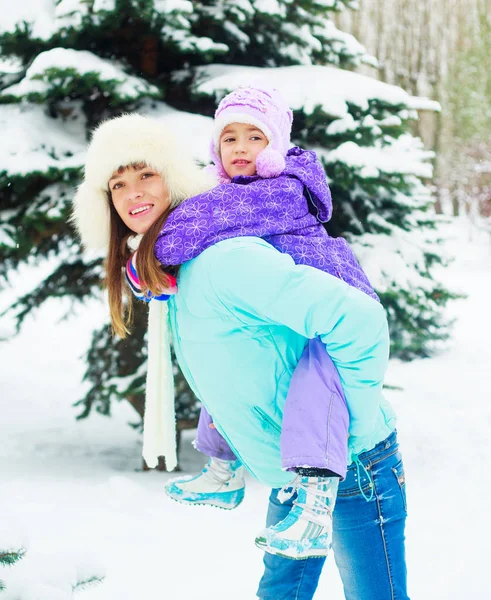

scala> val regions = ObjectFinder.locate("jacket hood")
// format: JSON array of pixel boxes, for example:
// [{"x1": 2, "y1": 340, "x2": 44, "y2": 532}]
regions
[{"x1": 283, "y1": 147, "x2": 332, "y2": 223}]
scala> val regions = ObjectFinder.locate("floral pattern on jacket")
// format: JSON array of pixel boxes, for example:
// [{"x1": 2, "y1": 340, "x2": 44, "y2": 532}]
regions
[{"x1": 155, "y1": 147, "x2": 378, "y2": 300}]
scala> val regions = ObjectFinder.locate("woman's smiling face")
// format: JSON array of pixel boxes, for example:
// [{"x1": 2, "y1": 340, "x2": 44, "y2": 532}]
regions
[{"x1": 109, "y1": 163, "x2": 170, "y2": 234}]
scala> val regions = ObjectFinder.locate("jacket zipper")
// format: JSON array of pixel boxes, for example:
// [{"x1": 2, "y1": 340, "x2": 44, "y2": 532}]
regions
[{"x1": 252, "y1": 405, "x2": 282, "y2": 435}]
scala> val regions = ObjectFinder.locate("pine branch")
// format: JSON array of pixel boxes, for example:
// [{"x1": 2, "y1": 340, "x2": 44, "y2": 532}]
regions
[
  {"x1": 0, "y1": 547, "x2": 26, "y2": 591},
  {"x1": 1, "y1": 258, "x2": 103, "y2": 334},
  {"x1": 0, "y1": 548, "x2": 26, "y2": 567},
  {"x1": 73, "y1": 575, "x2": 105, "y2": 592}
]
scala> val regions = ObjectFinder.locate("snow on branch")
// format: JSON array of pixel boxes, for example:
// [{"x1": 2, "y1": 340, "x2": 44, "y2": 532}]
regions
[
  {"x1": 0, "y1": 0, "x2": 56, "y2": 40},
  {"x1": 0, "y1": 48, "x2": 160, "y2": 104},
  {"x1": 193, "y1": 63, "x2": 440, "y2": 118},
  {"x1": 0, "y1": 104, "x2": 85, "y2": 177},
  {"x1": 321, "y1": 136, "x2": 435, "y2": 180},
  {"x1": 0, "y1": 546, "x2": 105, "y2": 599}
]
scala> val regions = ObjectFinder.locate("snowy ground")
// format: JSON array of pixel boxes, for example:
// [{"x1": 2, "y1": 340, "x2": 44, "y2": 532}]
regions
[{"x1": 0, "y1": 219, "x2": 489, "y2": 599}]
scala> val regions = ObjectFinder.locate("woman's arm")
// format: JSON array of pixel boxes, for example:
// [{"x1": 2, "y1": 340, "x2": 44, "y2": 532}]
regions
[{"x1": 205, "y1": 238, "x2": 389, "y2": 439}]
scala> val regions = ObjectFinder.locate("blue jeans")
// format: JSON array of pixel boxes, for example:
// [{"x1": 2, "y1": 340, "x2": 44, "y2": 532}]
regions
[{"x1": 257, "y1": 431, "x2": 409, "y2": 600}]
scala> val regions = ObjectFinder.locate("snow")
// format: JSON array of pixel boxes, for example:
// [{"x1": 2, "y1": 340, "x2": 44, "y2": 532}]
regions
[
  {"x1": 229, "y1": 0, "x2": 255, "y2": 17},
  {"x1": 321, "y1": 19, "x2": 376, "y2": 67},
  {"x1": 1, "y1": 546, "x2": 106, "y2": 600},
  {"x1": 55, "y1": 0, "x2": 90, "y2": 29},
  {"x1": 0, "y1": 225, "x2": 16, "y2": 249},
  {"x1": 92, "y1": 0, "x2": 116, "y2": 11},
  {"x1": 1, "y1": 48, "x2": 160, "y2": 102},
  {"x1": 315, "y1": 0, "x2": 339, "y2": 6},
  {"x1": 320, "y1": 136, "x2": 434, "y2": 179},
  {"x1": 351, "y1": 227, "x2": 438, "y2": 293},
  {"x1": 0, "y1": 219, "x2": 489, "y2": 598},
  {"x1": 0, "y1": 523, "x2": 28, "y2": 556},
  {"x1": 0, "y1": 1, "x2": 371, "y2": 68},
  {"x1": 253, "y1": 0, "x2": 284, "y2": 16},
  {"x1": 0, "y1": 56, "x2": 23, "y2": 73},
  {"x1": 326, "y1": 113, "x2": 357, "y2": 135},
  {"x1": 166, "y1": 29, "x2": 228, "y2": 54},
  {"x1": 223, "y1": 20, "x2": 251, "y2": 46},
  {"x1": 154, "y1": 0, "x2": 193, "y2": 13},
  {"x1": 0, "y1": 0, "x2": 144, "y2": 38},
  {"x1": 0, "y1": 100, "x2": 212, "y2": 179},
  {"x1": 194, "y1": 63, "x2": 440, "y2": 117},
  {"x1": 140, "y1": 100, "x2": 214, "y2": 164},
  {"x1": 0, "y1": 0, "x2": 55, "y2": 40},
  {"x1": 0, "y1": 104, "x2": 86, "y2": 176}
]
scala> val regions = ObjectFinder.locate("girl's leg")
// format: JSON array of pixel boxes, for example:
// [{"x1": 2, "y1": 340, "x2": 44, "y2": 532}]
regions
[
  {"x1": 164, "y1": 407, "x2": 244, "y2": 509},
  {"x1": 281, "y1": 338, "x2": 349, "y2": 478},
  {"x1": 195, "y1": 405, "x2": 237, "y2": 461},
  {"x1": 256, "y1": 489, "x2": 325, "y2": 600},
  {"x1": 333, "y1": 430, "x2": 409, "y2": 600},
  {"x1": 257, "y1": 339, "x2": 348, "y2": 559}
]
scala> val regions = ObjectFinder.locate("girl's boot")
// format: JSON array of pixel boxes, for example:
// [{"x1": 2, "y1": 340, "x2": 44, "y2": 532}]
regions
[
  {"x1": 255, "y1": 476, "x2": 338, "y2": 559},
  {"x1": 165, "y1": 457, "x2": 245, "y2": 509}
]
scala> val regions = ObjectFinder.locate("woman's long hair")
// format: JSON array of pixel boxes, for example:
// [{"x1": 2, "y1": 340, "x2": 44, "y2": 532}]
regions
[{"x1": 106, "y1": 194, "x2": 175, "y2": 339}]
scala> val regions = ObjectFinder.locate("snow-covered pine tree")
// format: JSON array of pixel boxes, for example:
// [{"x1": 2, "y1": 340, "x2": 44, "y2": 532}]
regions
[{"x1": 0, "y1": 0, "x2": 454, "y2": 461}]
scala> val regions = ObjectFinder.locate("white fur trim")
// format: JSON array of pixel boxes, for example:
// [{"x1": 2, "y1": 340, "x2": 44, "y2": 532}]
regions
[
  {"x1": 213, "y1": 112, "x2": 273, "y2": 153},
  {"x1": 71, "y1": 113, "x2": 217, "y2": 250},
  {"x1": 71, "y1": 180, "x2": 110, "y2": 250},
  {"x1": 142, "y1": 301, "x2": 177, "y2": 471},
  {"x1": 127, "y1": 233, "x2": 143, "y2": 252}
]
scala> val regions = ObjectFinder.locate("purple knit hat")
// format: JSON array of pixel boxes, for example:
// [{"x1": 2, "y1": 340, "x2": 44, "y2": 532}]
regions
[{"x1": 210, "y1": 85, "x2": 293, "y2": 182}]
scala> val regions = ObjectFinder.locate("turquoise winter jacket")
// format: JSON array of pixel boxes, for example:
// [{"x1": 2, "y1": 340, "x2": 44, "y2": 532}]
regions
[{"x1": 168, "y1": 237, "x2": 397, "y2": 488}]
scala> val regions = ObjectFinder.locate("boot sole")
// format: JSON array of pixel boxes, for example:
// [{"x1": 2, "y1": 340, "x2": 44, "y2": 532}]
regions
[
  {"x1": 165, "y1": 493, "x2": 244, "y2": 511},
  {"x1": 254, "y1": 536, "x2": 328, "y2": 560}
]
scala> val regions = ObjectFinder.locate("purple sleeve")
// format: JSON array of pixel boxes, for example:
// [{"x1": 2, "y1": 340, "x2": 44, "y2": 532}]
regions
[{"x1": 154, "y1": 177, "x2": 315, "y2": 266}]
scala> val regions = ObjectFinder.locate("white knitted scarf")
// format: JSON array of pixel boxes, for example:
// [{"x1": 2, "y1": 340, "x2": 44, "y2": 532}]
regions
[{"x1": 128, "y1": 234, "x2": 177, "y2": 471}]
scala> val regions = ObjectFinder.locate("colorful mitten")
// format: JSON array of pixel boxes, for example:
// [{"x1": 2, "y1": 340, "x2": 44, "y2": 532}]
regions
[{"x1": 125, "y1": 251, "x2": 177, "y2": 302}]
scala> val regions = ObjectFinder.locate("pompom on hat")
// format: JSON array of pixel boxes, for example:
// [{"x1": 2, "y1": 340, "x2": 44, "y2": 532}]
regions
[
  {"x1": 71, "y1": 113, "x2": 216, "y2": 250},
  {"x1": 210, "y1": 85, "x2": 293, "y2": 182}
]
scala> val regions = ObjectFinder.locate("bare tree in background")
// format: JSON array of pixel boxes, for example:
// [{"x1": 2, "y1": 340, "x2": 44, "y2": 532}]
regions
[{"x1": 335, "y1": 0, "x2": 491, "y2": 219}]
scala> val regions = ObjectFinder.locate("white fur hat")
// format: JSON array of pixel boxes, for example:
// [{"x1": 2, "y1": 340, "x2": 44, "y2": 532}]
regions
[{"x1": 72, "y1": 113, "x2": 216, "y2": 250}]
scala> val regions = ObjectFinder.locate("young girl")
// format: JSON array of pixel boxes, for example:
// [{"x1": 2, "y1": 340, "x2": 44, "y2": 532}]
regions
[{"x1": 125, "y1": 86, "x2": 387, "y2": 559}]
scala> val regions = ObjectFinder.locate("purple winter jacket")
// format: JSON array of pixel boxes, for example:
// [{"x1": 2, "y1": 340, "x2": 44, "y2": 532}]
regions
[{"x1": 154, "y1": 147, "x2": 378, "y2": 301}]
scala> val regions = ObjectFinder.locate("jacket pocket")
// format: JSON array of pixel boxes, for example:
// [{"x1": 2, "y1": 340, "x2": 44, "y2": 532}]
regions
[
  {"x1": 392, "y1": 459, "x2": 407, "y2": 513},
  {"x1": 252, "y1": 406, "x2": 282, "y2": 436},
  {"x1": 337, "y1": 461, "x2": 374, "y2": 498}
]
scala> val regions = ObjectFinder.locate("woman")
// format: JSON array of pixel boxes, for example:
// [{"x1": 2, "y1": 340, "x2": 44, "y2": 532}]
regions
[{"x1": 72, "y1": 114, "x2": 409, "y2": 599}]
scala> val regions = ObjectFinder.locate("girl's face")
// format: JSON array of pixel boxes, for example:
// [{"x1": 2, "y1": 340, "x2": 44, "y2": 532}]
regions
[
  {"x1": 219, "y1": 122, "x2": 268, "y2": 178},
  {"x1": 109, "y1": 163, "x2": 170, "y2": 234}
]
